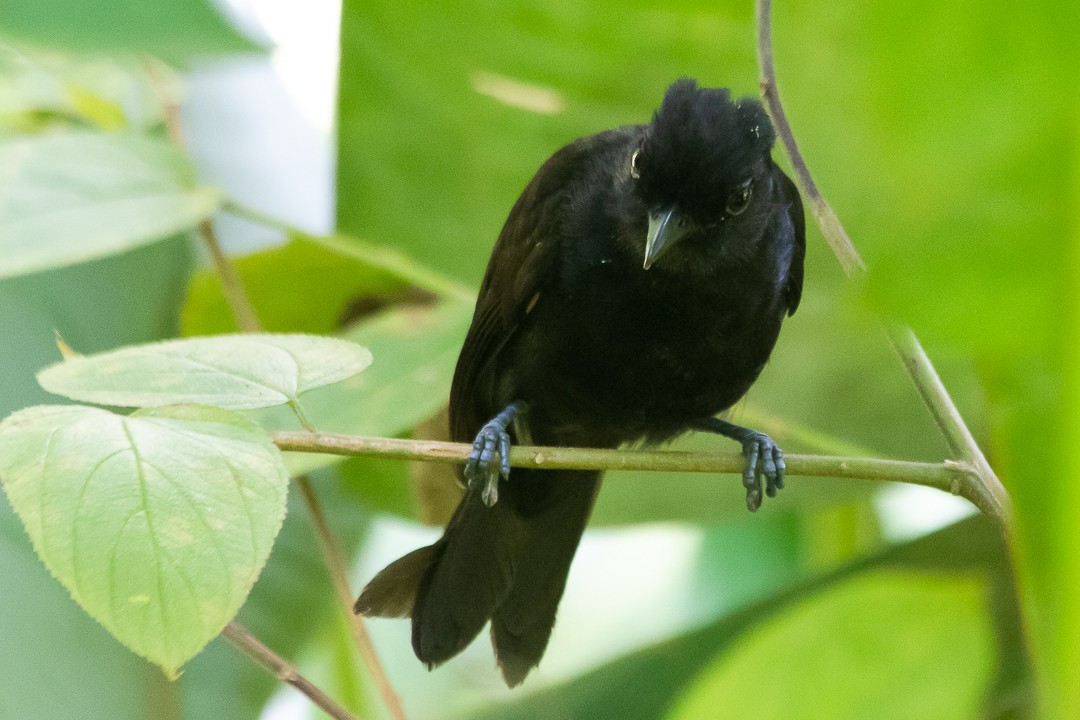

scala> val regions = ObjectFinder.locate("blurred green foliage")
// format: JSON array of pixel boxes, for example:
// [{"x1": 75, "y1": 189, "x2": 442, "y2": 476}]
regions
[{"x1": 0, "y1": 0, "x2": 1075, "y2": 718}]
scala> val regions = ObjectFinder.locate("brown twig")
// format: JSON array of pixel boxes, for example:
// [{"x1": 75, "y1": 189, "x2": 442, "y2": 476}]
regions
[
  {"x1": 753, "y1": 0, "x2": 1012, "y2": 534},
  {"x1": 298, "y1": 478, "x2": 408, "y2": 720},
  {"x1": 145, "y1": 59, "x2": 407, "y2": 719},
  {"x1": 198, "y1": 218, "x2": 262, "y2": 334},
  {"x1": 145, "y1": 57, "x2": 262, "y2": 334},
  {"x1": 222, "y1": 622, "x2": 358, "y2": 720},
  {"x1": 271, "y1": 431, "x2": 993, "y2": 516}
]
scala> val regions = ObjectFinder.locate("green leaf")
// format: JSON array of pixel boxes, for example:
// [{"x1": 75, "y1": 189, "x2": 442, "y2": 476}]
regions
[
  {"x1": 667, "y1": 571, "x2": 993, "y2": 720},
  {"x1": 0, "y1": 0, "x2": 259, "y2": 56},
  {"x1": 180, "y1": 233, "x2": 410, "y2": 336},
  {"x1": 0, "y1": 131, "x2": 220, "y2": 279},
  {"x1": 37, "y1": 334, "x2": 373, "y2": 410},
  {"x1": 262, "y1": 300, "x2": 473, "y2": 475},
  {"x1": 0, "y1": 404, "x2": 289, "y2": 674},
  {"x1": 0, "y1": 41, "x2": 178, "y2": 130},
  {"x1": 336, "y1": 455, "x2": 416, "y2": 519}
]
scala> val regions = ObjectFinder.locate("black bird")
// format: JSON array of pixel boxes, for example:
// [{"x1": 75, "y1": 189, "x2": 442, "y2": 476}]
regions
[{"x1": 355, "y1": 78, "x2": 805, "y2": 686}]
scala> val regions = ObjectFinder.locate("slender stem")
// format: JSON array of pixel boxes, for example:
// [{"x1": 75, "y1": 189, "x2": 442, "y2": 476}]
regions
[
  {"x1": 288, "y1": 400, "x2": 317, "y2": 434},
  {"x1": 885, "y1": 326, "x2": 1010, "y2": 522},
  {"x1": 296, "y1": 478, "x2": 408, "y2": 720},
  {"x1": 271, "y1": 430, "x2": 995, "y2": 515},
  {"x1": 144, "y1": 58, "x2": 264, "y2": 334},
  {"x1": 223, "y1": 623, "x2": 357, "y2": 720},
  {"x1": 753, "y1": 0, "x2": 1012, "y2": 533},
  {"x1": 143, "y1": 57, "x2": 185, "y2": 147},
  {"x1": 199, "y1": 218, "x2": 262, "y2": 333},
  {"x1": 754, "y1": 4, "x2": 865, "y2": 277},
  {"x1": 148, "y1": 62, "x2": 405, "y2": 715}
]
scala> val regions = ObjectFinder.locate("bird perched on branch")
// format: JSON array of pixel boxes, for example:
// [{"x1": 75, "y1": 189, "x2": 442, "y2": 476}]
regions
[{"x1": 355, "y1": 78, "x2": 805, "y2": 686}]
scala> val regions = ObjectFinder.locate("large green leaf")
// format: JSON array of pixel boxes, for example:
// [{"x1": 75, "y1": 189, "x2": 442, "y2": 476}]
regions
[
  {"x1": 38, "y1": 334, "x2": 373, "y2": 411},
  {"x1": 0, "y1": 0, "x2": 259, "y2": 56},
  {"x1": 0, "y1": 508, "x2": 155, "y2": 718},
  {"x1": 181, "y1": 233, "x2": 409, "y2": 336},
  {"x1": 0, "y1": 131, "x2": 220, "y2": 279},
  {"x1": 0, "y1": 404, "x2": 289, "y2": 674},
  {"x1": 667, "y1": 571, "x2": 992, "y2": 720}
]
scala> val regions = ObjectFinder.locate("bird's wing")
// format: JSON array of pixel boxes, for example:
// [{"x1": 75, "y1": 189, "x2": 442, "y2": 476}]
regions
[
  {"x1": 449, "y1": 130, "x2": 630, "y2": 442},
  {"x1": 774, "y1": 164, "x2": 806, "y2": 316}
]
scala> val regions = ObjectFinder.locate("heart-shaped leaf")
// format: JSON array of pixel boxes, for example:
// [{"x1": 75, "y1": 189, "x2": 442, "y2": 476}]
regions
[
  {"x1": 37, "y1": 334, "x2": 373, "y2": 410},
  {"x1": 0, "y1": 404, "x2": 288, "y2": 674}
]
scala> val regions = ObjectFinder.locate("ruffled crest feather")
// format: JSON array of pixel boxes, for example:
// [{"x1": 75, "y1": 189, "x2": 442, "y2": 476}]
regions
[{"x1": 636, "y1": 78, "x2": 776, "y2": 220}]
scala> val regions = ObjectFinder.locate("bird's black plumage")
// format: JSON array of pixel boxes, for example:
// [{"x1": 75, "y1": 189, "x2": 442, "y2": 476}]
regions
[{"x1": 355, "y1": 78, "x2": 805, "y2": 686}]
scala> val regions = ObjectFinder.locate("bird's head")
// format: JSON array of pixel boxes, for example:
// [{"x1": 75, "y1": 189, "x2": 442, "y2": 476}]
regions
[{"x1": 630, "y1": 78, "x2": 777, "y2": 269}]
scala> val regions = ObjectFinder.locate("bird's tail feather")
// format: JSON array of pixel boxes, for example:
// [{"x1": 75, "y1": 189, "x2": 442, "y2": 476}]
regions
[{"x1": 355, "y1": 468, "x2": 601, "y2": 686}]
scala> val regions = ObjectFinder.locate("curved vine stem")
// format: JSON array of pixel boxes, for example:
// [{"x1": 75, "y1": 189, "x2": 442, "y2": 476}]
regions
[{"x1": 753, "y1": 0, "x2": 1012, "y2": 536}]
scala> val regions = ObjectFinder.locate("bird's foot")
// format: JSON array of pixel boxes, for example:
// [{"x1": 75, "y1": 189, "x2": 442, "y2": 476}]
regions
[
  {"x1": 464, "y1": 402, "x2": 523, "y2": 507},
  {"x1": 692, "y1": 417, "x2": 786, "y2": 512},
  {"x1": 736, "y1": 431, "x2": 785, "y2": 512}
]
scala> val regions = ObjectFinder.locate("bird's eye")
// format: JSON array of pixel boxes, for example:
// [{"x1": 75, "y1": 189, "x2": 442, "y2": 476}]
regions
[
  {"x1": 630, "y1": 150, "x2": 641, "y2": 179},
  {"x1": 726, "y1": 182, "x2": 753, "y2": 215}
]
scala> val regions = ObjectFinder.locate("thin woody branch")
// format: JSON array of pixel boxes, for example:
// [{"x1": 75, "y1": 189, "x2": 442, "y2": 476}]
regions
[
  {"x1": 222, "y1": 623, "x2": 357, "y2": 720},
  {"x1": 270, "y1": 431, "x2": 990, "y2": 515}
]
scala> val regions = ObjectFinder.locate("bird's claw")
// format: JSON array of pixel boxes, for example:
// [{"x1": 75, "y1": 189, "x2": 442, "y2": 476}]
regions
[
  {"x1": 739, "y1": 432, "x2": 785, "y2": 512},
  {"x1": 464, "y1": 422, "x2": 513, "y2": 507}
]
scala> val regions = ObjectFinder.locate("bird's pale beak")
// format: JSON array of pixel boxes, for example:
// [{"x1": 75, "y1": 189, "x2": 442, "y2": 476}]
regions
[{"x1": 643, "y1": 207, "x2": 686, "y2": 269}]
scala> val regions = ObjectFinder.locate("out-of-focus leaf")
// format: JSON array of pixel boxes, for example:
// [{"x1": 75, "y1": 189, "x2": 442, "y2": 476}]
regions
[
  {"x1": 181, "y1": 233, "x2": 409, "y2": 336},
  {"x1": 0, "y1": 41, "x2": 177, "y2": 129},
  {"x1": 0, "y1": 0, "x2": 259, "y2": 56},
  {"x1": 667, "y1": 571, "x2": 992, "y2": 720},
  {"x1": 0, "y1": 510, "x2": 152, "y2": 719},
  {"x1": 465, "y1": 517, "x2": 1025, "y2": 720},
  {"x1": 38, "y1": 333, "x2": 372, "y2": 410},
  {"x1": 0, "y1": 132, "x2": 220, "y2": 279},
  {"x1": 0, "y1": 404, "x2": 289, "y2": 675},
  {"x1": 305, "y1": 231, "x2": 476, "y2": 303},
  {"x1": 336, "y1": 455, "x2": 416, "y2": 519},
  {"x1": 260, "y1": 300, "x2": 473, "y2": 475}
]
